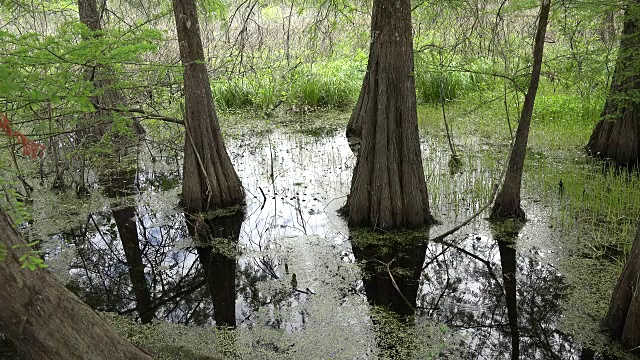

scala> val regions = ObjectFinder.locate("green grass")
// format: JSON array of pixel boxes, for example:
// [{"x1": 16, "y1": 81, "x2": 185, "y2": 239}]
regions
[
  {"x1": 415, "y1": 69, "x2": 478, "y2": 104},
  {"x1": 417, "y1": 79, "x2": 638, "y2": 268},
  {"x1": 414, "y1": 57, "x2": 496, "y2": 104},
  {"x1": 288, "y1": 59, "x2": 363, "y2": 108},
  {"x1": 211, "y1": 57, "x2": 365, "y2": 112}
]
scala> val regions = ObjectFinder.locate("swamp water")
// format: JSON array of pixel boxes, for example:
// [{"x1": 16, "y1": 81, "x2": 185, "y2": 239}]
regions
[{"x1": 17, "y1": 116, "x2": 631, "y2": 359}]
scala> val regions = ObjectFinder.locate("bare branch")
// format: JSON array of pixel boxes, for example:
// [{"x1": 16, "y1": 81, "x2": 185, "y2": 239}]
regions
[{"x1": 91, "y1": 101, "x2": 184, "y2": 125}]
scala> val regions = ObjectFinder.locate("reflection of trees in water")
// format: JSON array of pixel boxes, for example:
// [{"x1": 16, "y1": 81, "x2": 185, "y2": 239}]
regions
[
  {"x1": 112, "y1": 204, "x2": 153, "y2": 323},
  {"x1": 54, "y1": 199, "x2": 586, "y2": 359},
  {"x1": 58, "y1": 197, "x2": 302, "y2": 329},
  {"x1": 95, "y1": 159, "x2": 154, "y2": 324},
  {"x1": 48, "y1": 130, "x2": 352, "y2": 335},
  {"x1": 351, "y1": 232, "x2": 427, "y2": 316},
  {"x1": 419, "y1": 223, "x2": 577, "y2": 359},
  {"x1": 61, "y1": 207, "x2": 207, "y2": 323},
  {"x1": 497, "y1": 231, "x2": 519, "y2": 360},
  {"x1": 188, "y1": 211, "x2": 244, "y2": 327},
  {"x1": 346, "y1": 224, "x2": 584, "y2": 359},
  {"x1": 351, "y1": 231, "x2": 429, "y2": 357}
]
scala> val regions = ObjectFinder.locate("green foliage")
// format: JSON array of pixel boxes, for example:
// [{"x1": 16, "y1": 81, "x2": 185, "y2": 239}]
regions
[
  {"x1": 18, "y1": 249, "x2": 47, "y2": 270},
  {"x1": 200, "y1": 0, "x2": 227, "y2": 21},
  {"x1": 0, "y1": 15, "x2": 165, "y2": 202},
  {"x1": 414, "y1": 56, "x2": 496, "y2": 104},
  {"x1": 0, "y1": 0, "x2": 76, "y2": 12},
  {"x1": 0, "y1": 20, "x2": 162, "y2": 127},
  {"x1": 211, "y1": 57, "x2": 364, "y2": 112},
  {"x1": 415, "y1": 68, "x2": 476, "y2": 104},
  {"x1": 0, "y1": 241, "x2": 47, "y2": 270},
  {"x1": 533, "y1": 92, "x2": 603, "y2": 126},
  {"x1": 288, "y1": 58, "x2": 363, "y2": 107}
]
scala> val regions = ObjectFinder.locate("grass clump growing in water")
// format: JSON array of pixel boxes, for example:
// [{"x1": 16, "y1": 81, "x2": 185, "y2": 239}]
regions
[
  {"x1": 416, "y1": 78, "x2": 637, "y2": 268},
  {"x1": 211, "y1": 57, "x2": 364, "y2": 113},
  {"x1": 414, "y1": 57, "x2": 495, "y2": 104}
]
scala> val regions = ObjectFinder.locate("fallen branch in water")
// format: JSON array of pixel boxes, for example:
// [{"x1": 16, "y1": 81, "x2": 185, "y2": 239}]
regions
[
  {"x1": 430, "y1": 182, "x2": 500, "y2": 244},
  {"x1": 373, "y1": 258, "x2": 416, "y2": 313}
]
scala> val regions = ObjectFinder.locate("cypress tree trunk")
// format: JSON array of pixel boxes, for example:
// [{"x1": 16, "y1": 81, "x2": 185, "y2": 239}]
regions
[
  {"x1": 347, "y1": 0, "x2": 432, "y2": 229},
  {"x1": 607, "y1": 224, "x2": 640, "y2": 353},
  {"x1": 172, "y1": 0, "x2": 244, "y2": 213},
  {"x1": 587, "y1": 2, "x2": 640, "y2": 168},
  {"x1": 78, "y1": 0, "x2": 100, "y2": 31},
  {"x1": 491, "y1": 0, "x2": 551, "y2": 220},
  {"x1": 346, "y1": 71, "x2": 370, "y2": 141},
  {"x1": 0, "y1": 209, "x2": 153, "y2": 360}
]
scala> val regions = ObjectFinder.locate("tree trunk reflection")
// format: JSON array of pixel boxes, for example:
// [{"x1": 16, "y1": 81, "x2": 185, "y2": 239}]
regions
[
  {"x1": 188, "y1": 211, "x2": 244, "y2": 328},
  {"x1": 492, "y1": 222, "x2": 524, "y2": 360}
]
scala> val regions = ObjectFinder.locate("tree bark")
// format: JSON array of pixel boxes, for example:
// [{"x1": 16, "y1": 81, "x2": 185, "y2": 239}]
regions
[
  {"x1": 347, "y1": 0, "x2": 432, "y2": 229},
  {"x1": 491, "y1": 0, "x2": 551, "y2": 220},
  {"x1": 607, "y1": 224, "x2": 640, "y2": 353},
  {"x1": 0, "y1": 209, "x2": 153, "y2": 360},
  {"x1": 346, "y1": 71, "x2": 370, "y2": 141},
  {"x1": 172, "y1": 0, "x2": 244, "y2": 213},
  {"x1": 78, "y1": 0, "x2": 101, "y2": 32},
  {"x1": 587, "y1": 2, "x2": 640, "y2": 169}
]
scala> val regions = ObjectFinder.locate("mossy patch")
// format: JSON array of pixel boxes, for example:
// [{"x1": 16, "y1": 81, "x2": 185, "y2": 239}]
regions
[{"x1": 350, "y1": 228, "x2": 429, "y2": 251}]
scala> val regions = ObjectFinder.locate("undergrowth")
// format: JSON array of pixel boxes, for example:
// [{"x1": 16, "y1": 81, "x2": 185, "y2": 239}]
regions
[
  {"x1": 417, "y1": 78, "x2": 636, "y2": 268},
  {"x1": 211, "y1": 56, "x2": 365, "y2": 112}
]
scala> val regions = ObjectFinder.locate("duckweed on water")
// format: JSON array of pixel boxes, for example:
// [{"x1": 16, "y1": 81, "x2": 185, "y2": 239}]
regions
[{"x1": 22, "y1": 86, "x2": 640, "y2": 358}]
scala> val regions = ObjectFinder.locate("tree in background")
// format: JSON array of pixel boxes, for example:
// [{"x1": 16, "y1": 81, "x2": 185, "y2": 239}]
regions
[
  {"x1": 491, "y1": 0, "x2": 551, "y2": 220},
  {"x1": 78, "y1": 0, "x2": 145, "y2": 140},
  {"x1": 346, "y1": 0, "x2": 432, "y2": 229},
  {"x1": 587, "y1": 1, "x2": 640, "y2": 168},
  {"x1": 78, "y1": 0, "x2": 153, "y2": 324}
]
